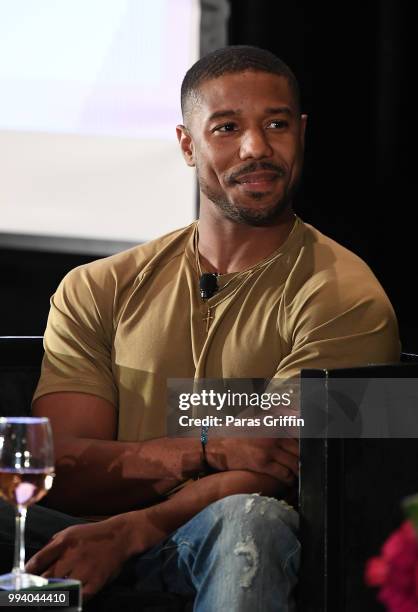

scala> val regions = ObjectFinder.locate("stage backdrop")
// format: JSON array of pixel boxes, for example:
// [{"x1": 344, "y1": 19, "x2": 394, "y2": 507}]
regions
[{"x1": 0, "y1": 0, "x2": 200, "y2": 253}]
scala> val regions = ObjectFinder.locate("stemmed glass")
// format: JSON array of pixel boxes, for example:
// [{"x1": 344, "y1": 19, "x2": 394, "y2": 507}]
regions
[{"x1": 0, "y1": 417, "x2": 55, "y2": 589}]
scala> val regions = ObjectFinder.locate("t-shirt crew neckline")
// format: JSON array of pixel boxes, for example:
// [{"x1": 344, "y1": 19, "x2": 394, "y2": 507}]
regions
[
  {"x1": 186, "y1": 215, "x2": 302, "y2": 281},
  {"x1": 183, "y1": 216, "x2": 303, "y2": 307}
]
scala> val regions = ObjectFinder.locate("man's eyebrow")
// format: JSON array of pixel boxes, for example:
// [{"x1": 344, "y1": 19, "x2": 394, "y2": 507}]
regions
[
  {"x1": 265, "y1": 106, "x2": 293, "y2": 116},
  {"x1": 207, "y1": 109, "x2": 240, "y2": 122},
  {"x1": 207, "y1": 106, "x2": 294, "y2": 122}
]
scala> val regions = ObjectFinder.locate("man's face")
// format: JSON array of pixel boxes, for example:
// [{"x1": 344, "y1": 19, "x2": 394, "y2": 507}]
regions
[{"x1": 177, "y1": 70, "x2": 307, "y2": 226}]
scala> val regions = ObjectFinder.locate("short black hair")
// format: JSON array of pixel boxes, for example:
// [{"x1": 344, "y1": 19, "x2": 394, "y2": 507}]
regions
[{"x1": 181, "y1": 45, "x2": 301, "y2": 121}]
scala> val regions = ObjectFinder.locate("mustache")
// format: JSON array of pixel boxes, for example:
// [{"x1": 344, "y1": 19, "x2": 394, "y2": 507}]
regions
[{"x1": 226, "y1": 161, "x2": 286, "y2": 184}]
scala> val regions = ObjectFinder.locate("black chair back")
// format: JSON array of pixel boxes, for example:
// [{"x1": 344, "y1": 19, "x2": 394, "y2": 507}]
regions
[
  {"x1": 0, "y1": 336, "x2": 43, "y2": 417},
  {"x1": 298, "y1": 354, "x2": 418, "y2": 612}
]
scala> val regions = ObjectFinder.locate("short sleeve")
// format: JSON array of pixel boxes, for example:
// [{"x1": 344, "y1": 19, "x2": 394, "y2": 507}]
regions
[
  {"x1": 275, "y1": 268, "x2": 401, "y2": 380},
  {"x1": 33, "y1": 264, "x2": 117, "y2": 407}
]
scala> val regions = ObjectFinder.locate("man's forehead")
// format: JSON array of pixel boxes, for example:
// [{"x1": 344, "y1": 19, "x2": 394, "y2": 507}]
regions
[{"x1": 193, "y1": 71, "x2": 295, "y2": 114}]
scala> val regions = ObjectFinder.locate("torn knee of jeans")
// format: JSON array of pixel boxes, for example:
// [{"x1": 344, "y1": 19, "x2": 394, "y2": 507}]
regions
[
  {"x1": 244, "y1": 497, "x2": 257, "y2": 514},
  {"x1": 233, "y1": 535, "x2": 259, "y2": 588}
]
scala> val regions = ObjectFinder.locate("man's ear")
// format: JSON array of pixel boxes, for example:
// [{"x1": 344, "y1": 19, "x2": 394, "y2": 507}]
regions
[
  {"x1": 176, "y1": 125, "x2": 195, "y2": 167},
  {"x1": 300, "y1": 114, "x2": 308, "y2": 150}
]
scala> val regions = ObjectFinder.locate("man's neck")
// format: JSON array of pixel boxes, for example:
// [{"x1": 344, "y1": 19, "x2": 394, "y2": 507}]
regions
[{"x1": 197, "y1": 202, "x2": 296, "y2": 274}]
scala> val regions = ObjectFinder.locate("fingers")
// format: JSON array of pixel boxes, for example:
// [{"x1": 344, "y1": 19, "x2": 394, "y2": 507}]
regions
[
  {"x1": 275, "y1": 446, "x2": 299, "y2": 477},
  {"x1": 82, "y1": 581, "x2": 100, "y2": 600},
  {"x1": 276, "y1": 437, "x2": 299, "y2": 458},
  {"x1": 25, "y1": 540, "x2": 63, "y2": 575},
  {"x1": 25, "y1": 524, "x2": 111, "y2": 601},
  {"x1": 41, "y1": 567, "x2": 95, "y2": 601},
  {"x1": 257, "y1": 437, "x2": 299, "y2": 482},
  {"x1": 40, "y1": 564, "x2": 88, "y2": 595},
  {"x1": 265, "y1": 461, "x2": 296, "y2": 486},
  {"x1": 41, "y1": 562, "x2": 73, "y2": 580},
  {"x1": 39, "y1": 562, "x2": 92, "y2": 599}
]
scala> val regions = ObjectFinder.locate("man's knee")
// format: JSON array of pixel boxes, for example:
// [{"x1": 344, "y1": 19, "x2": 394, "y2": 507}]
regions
[
  {"x1": 194, "y1": 493, "x2": 301, "y2": 594},
  {"x1": 207, "y1": 493, "x2": 300, "y2": 556}
]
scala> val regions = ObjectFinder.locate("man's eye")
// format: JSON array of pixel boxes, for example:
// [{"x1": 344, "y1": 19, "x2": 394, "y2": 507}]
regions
[
  {"x1": 268, "y1": 120, "x2": 289, "y2": 129},
  {"x1": 214, "y1": 123, "x2": 237, "y2": 133}
]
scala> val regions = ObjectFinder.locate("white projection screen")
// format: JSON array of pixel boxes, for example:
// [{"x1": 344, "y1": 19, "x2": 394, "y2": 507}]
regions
[{"x1": 0, "y1": 0, "x2": 200, "y2": 253}]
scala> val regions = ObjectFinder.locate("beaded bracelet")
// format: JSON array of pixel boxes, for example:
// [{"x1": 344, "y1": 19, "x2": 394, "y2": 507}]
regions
[
  {"x1": 201, "y1": 425, "x2": 209, "y2": 463},
  {"x1": 193, "y1": 425, "x2": 213, "y2": 479}
]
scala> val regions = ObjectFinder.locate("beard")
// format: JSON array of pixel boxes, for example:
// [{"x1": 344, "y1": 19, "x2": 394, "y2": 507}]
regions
[{"x1": 197, "y1": 164, "x2": 301, "y2": 227}]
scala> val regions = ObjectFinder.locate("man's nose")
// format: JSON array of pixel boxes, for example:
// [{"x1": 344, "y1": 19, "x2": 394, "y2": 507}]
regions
[{"x1": 239, "y1": 128, "x2": 273, "y2": 160}]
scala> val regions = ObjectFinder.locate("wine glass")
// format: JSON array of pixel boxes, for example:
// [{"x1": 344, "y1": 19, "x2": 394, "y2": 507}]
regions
[{"x1": 0, "y1": 417, "x2": 54, "y2": 590}]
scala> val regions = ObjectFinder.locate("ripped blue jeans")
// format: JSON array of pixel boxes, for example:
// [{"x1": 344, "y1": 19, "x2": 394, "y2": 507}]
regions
[{"x1": 133, "y1": 493, "x2": 300, "y2": 611}]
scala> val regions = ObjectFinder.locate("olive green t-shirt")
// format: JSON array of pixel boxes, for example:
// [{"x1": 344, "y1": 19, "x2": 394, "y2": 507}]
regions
[{"x1": 33, "y1": 218, "x2": 400, "y2": 441}]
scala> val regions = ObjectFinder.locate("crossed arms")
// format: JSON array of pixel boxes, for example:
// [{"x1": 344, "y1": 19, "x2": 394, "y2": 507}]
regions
[{"x1": 28, "y1": 391, "x2": 299, "y2": 597}]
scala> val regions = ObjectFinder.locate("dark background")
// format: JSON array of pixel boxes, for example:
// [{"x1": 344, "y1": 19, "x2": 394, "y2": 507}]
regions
[
  {"x1": 231, "y1": 0, "x2": 415, "y2": 350},
  {"x1": 1, "y1": 0, "x2": 415, "y2": 349}
]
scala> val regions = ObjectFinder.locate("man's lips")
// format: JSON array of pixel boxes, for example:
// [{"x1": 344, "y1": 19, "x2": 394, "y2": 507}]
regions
[{"x1": 235, "y1": 171, "x2": 280, "y2": 185}]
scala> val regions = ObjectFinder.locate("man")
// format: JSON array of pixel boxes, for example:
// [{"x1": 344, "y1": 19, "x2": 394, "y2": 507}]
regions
[{"x1": 2, "y1": 46, "x2": 399, "y2": 610}]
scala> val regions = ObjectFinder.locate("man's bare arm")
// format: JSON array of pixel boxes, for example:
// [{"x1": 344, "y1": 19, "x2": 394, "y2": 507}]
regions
[
  {"x1": 125, "y1": 469, "x2": 292, "y2": 556},
  {"x1": 26, "y1": 469, "x2": 289, "y2": 598},
  {"x1": 33, "y1": 392, "x2": 204, "y2": 514},
  {"x1": 33, "y1": 392, "x2": 298, "y2": 515}
]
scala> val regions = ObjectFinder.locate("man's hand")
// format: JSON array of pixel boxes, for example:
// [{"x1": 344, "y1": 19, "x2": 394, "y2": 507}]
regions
[
  {"x1": 206, "y1": 438, "x2": 299, "y2": 485},
  {"x1": 24, "y1": 466, "x2": 293, "y2": 599},
  {"x1": 25, "y1": 517, "x2": 133, "y2": 599}
]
